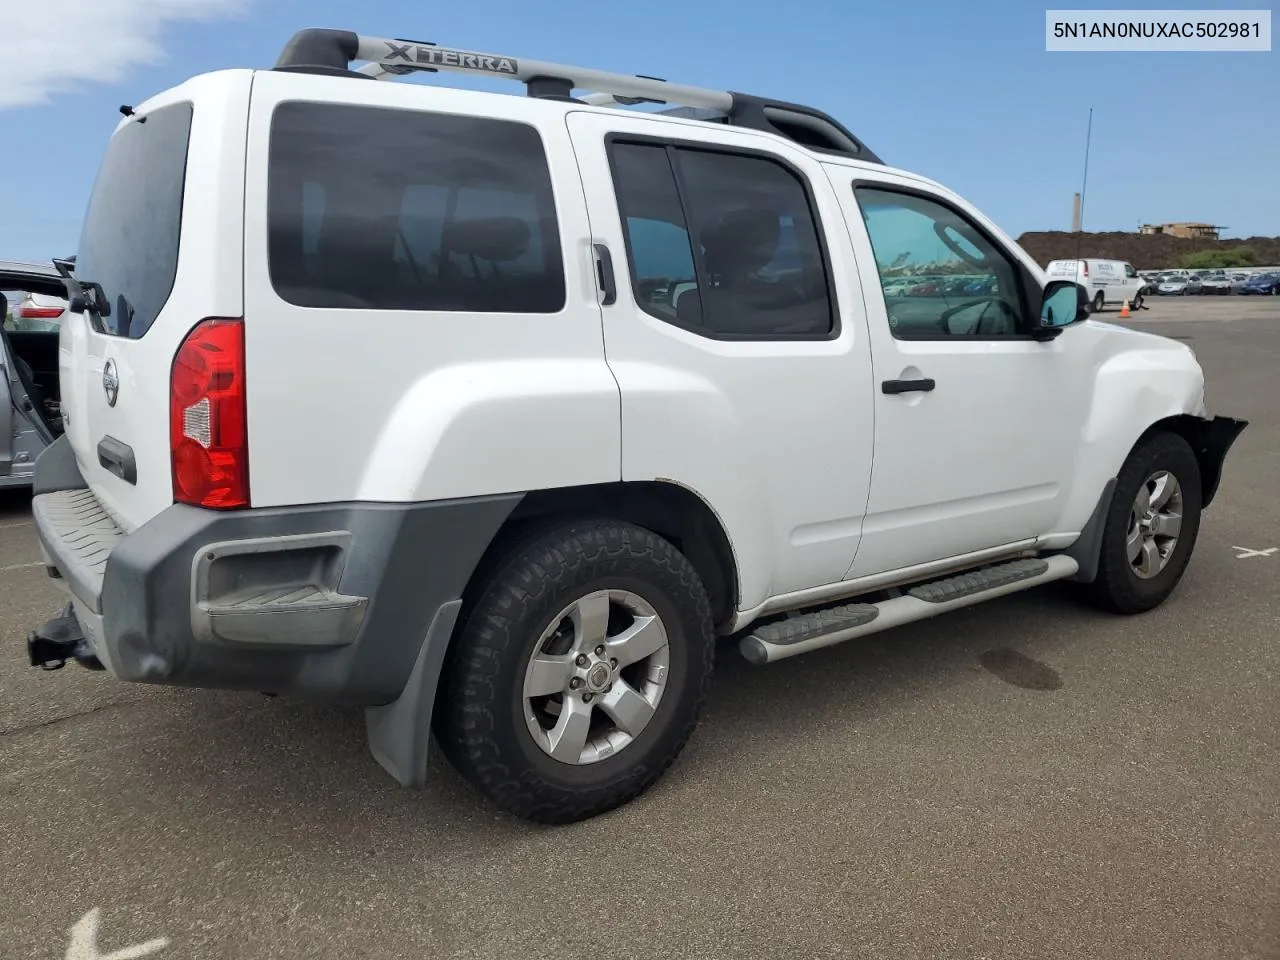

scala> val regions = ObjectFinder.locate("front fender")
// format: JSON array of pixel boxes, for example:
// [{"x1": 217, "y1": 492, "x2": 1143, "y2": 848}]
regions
[{"x1": 1056, "y1": 326, "x2": 1205, "y2": 532}]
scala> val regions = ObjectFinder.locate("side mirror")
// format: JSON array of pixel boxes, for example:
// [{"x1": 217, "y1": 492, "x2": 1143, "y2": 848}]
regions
[{"x1": 1032, "y1": 280, "x2": 1087, "y2": 340}]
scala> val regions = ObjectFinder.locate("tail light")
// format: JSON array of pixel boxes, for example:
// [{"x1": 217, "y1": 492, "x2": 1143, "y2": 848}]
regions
[
  {"x1": 19, "y1": 306, "x2": 64, "y2": 319},
  {"x1": 1081, "y1": 261, "x2": 1089, "y2": 276},
  {"x1": 169, "y1": 318, "x2": 249, "y2": 509}
]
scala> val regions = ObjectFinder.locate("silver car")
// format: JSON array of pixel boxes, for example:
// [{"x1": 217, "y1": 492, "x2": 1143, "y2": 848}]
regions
[
  {"x1": 2, "y1": 259, "x2": 67, "y2": 488},
  {"x1": 1199, "y1": 272, "x2": 1233, "y2": 295}
]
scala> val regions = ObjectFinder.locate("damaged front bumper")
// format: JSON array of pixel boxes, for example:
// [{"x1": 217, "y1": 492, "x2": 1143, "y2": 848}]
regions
[{"x1": 1193, "y1": 415, "x2": 1249, "y2": 507}]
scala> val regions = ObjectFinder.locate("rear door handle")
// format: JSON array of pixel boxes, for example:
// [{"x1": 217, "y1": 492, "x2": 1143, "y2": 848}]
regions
[
  {"x1": 593, "y1": 243, "x2": 617, "y2": 306},
  {"x1": 881, "y1": 378, "x2": 936, "y2": 395}
]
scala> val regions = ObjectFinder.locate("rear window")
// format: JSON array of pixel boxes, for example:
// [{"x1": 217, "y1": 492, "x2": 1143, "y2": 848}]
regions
[
  {"x1": 76, "y1": 102, "x2": 193, "y2": 339},
  {"x1": 267, "y1": 102, "x2": 565, "y2": 313}
]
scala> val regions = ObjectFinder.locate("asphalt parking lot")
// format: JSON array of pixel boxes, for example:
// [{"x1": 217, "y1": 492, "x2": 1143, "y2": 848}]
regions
[{"x1": 1, "y1": 296, "x2": 1277, "y2": 960}]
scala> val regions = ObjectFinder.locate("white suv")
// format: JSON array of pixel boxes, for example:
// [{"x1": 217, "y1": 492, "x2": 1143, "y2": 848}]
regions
[{"x1": 27, "y1": 29, "x2": 1247, "y2": 824}]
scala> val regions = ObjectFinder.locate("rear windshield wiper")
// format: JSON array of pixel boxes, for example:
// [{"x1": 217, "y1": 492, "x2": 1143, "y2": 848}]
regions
[{"x1": 52, "y1": 256, "x2": 111, "y2": 326}]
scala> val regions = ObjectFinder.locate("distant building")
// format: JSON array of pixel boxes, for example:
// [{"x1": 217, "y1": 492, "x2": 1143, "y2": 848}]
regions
[{"x1": 1140, "y1": 222, "x2": 1225, "y2": 240}]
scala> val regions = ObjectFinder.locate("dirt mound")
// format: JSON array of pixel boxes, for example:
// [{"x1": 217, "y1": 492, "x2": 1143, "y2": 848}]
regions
[{"x1": 1015, "y1": 231, "x2": 1280, "y2": 270}]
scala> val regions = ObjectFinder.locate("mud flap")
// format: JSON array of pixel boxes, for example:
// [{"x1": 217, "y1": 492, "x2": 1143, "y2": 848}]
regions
[{"x1": 364, "y1": 600, "x2": 463, "y2": 788}]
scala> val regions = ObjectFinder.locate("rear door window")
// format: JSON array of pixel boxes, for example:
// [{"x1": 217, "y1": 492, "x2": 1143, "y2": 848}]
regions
[
  {"x1": 75, "y1": 102, "x2": 193, "y2": 339},
  {"x1": 267, "y1": 102, "x2": 565, "y2": 313},
  {"x1": 609, "y1": 140, "x2": 834, "y2": 338}
]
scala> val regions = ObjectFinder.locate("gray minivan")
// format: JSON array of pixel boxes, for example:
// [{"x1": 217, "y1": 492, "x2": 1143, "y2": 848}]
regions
[{"x1": 2, "y1": 259, "x2": 66, "y2": 488}]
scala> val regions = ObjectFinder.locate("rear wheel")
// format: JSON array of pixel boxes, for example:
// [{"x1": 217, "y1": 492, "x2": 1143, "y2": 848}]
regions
[
  {"x1": 1086, "y1": 432, "x2": 1203, "y2": 614},
  {"x1": 437, "y1": 518, "x2": 716, "y2": 824},
  {"x1": 1093, "y1": 292, "x2": 1106, "y2": 312}
]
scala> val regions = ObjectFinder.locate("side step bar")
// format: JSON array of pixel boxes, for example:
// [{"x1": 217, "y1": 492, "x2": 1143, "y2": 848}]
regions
[{"x1": 740, "y1": 556, "x2": 1078, "y2": 665}]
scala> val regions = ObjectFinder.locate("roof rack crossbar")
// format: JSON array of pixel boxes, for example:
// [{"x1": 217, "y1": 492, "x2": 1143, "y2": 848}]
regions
[{"x1": 273, "y1": 29, "x2": 881, "y2": 163}]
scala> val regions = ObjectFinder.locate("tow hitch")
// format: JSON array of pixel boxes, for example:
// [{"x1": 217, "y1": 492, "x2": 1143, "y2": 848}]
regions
[{"x1": 27, "y1": 604, "x2": 103, "y2": 671}]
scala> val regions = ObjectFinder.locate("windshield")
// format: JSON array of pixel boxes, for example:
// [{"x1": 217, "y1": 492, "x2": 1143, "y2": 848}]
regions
[{"x1": 75, "y1": 102, "x2": 193, "y2": 339}]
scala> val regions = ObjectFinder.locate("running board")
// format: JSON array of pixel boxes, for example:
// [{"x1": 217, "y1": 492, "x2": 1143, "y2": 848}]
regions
[{"x1": 739, "y1": 555, "x2": 1078, "y2": 665}]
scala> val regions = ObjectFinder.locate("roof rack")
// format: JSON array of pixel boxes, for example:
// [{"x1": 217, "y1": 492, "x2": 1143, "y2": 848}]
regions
[{"x1": 273, "y1": 29, "x2": 882, "y2": 164}]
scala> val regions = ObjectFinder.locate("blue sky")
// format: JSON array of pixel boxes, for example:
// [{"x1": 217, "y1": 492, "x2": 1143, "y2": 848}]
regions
[{"x1": 1, "y1": 0, "x2": 1276, "y2": 262}]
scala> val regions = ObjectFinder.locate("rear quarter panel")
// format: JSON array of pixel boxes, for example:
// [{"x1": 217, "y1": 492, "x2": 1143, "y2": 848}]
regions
[{"x1": 240, "y1": 73, "x2": 620, "y2": 507}]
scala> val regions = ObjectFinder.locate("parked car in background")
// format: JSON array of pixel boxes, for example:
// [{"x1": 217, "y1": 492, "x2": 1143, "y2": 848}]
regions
[
  {"x1": 1183, "y1": 275, "x2": 1204, "y2": 295},
  {"x1": 1239, "y1": 272, "x2": 1280, "y2": 295},
  {"x1": 1200, "y1": 273, "x2": 1233, "y2": 295},
  {"x1": 1158, "y1": 276, "x2": 1191, "y2": 295},
  {"x1": 1228, "y1": 273, "x2": 1251, "y2": 293},
  {"x1": 2, "y1": 259, "x2": 67, "y2": 488},
  {"x1": 12, "y1": 290, "x2": 68, "y2": 330}
]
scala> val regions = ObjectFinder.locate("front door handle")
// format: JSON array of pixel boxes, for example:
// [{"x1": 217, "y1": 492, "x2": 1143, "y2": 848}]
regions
[{"x1": 881, "y1": 378, "x2": 936, "y2": 395}]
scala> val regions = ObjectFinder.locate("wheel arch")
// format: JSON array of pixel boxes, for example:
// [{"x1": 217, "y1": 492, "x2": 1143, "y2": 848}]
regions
[
  {"x1": 1134, "y1": 414, "x2": 1249, "y2": 509},
  {"x1": 473, "y1": 481, "x2": 742, "y2": 632},
  {"x1": 1060, "y1": 413, "x2": 1248, "y2": 584}
]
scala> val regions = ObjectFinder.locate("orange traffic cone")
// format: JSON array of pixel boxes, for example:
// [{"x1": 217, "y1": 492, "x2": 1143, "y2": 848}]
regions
[{"x1": 1119, "y1": 299, "x2": 1131, "y2": 318}]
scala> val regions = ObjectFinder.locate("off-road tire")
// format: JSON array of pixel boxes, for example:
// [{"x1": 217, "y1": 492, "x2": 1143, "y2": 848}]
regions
[
  {"x1": 436, "y1": 518, "x2": 715, "y2": 824},
  {"x1": 1086, "y1": 431, "x2": 1203, "y2": 615}
]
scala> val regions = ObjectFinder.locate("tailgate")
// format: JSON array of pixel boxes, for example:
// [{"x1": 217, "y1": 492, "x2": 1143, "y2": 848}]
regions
[{"x1": 61, "y1": 72, "x2": 250, "y2": 531}]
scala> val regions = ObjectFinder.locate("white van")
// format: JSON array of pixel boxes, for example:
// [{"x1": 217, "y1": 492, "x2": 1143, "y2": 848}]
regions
[{"x1": 1045, "y1": 258, "x2": 1146, "y2": 312}]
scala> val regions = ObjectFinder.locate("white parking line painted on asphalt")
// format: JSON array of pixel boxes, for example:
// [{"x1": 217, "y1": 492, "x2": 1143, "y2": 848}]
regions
[
  {"x1": 65, "y1": 908, "x2": 168, "y2": 960},
  {"x1": 1232, "y1": 545, "x2": 1278, "y2": 559},
  {"x1": 1, "y1": 561, "x2": 43, "y2": 572},
  {"x1": 0, "y1": 520, "x2": 33, "y2": 530}
]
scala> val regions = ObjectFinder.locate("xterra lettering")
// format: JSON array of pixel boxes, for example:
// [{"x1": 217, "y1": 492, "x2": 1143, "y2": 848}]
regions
[{"x1": 383, "y1": 42, "x2": 519, "y2": 75}]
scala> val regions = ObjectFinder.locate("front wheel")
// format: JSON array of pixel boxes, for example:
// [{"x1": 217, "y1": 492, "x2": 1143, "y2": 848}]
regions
[
  {"x1": 437, "y1": 518, "x2": 716, "y2": 823},
  {"x1": 1085, "y1": 431, "x2": 1203, "y2": 615}
]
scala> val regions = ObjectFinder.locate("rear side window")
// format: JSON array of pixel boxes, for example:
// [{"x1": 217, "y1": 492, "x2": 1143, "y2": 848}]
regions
[
  {"x1": 610, "y1": 140, "x2": 833, "y2": 338},
  {"x1": 76, "y1": 102, "x2": 193, "y2": 339},
  {"x1": 268, "y1": 102, "x2": 565, "y2": 313}
]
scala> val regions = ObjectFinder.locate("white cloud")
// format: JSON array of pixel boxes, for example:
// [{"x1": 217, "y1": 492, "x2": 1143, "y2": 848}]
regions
[{"x1": 0, "y1": 0, "x2": 247, "y2": 110}]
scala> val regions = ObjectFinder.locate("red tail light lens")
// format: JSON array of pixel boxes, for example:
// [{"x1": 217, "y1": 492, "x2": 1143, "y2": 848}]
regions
[
  {"x1": 19, "y1": 306, "x2": 64, "y2": 319},
  {"x1": 1081, "y1": 261, "x2": 1089, "y2": 276},
  {"x1": 169, "y1": 318, "x2": 248, "y2": 509}
]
